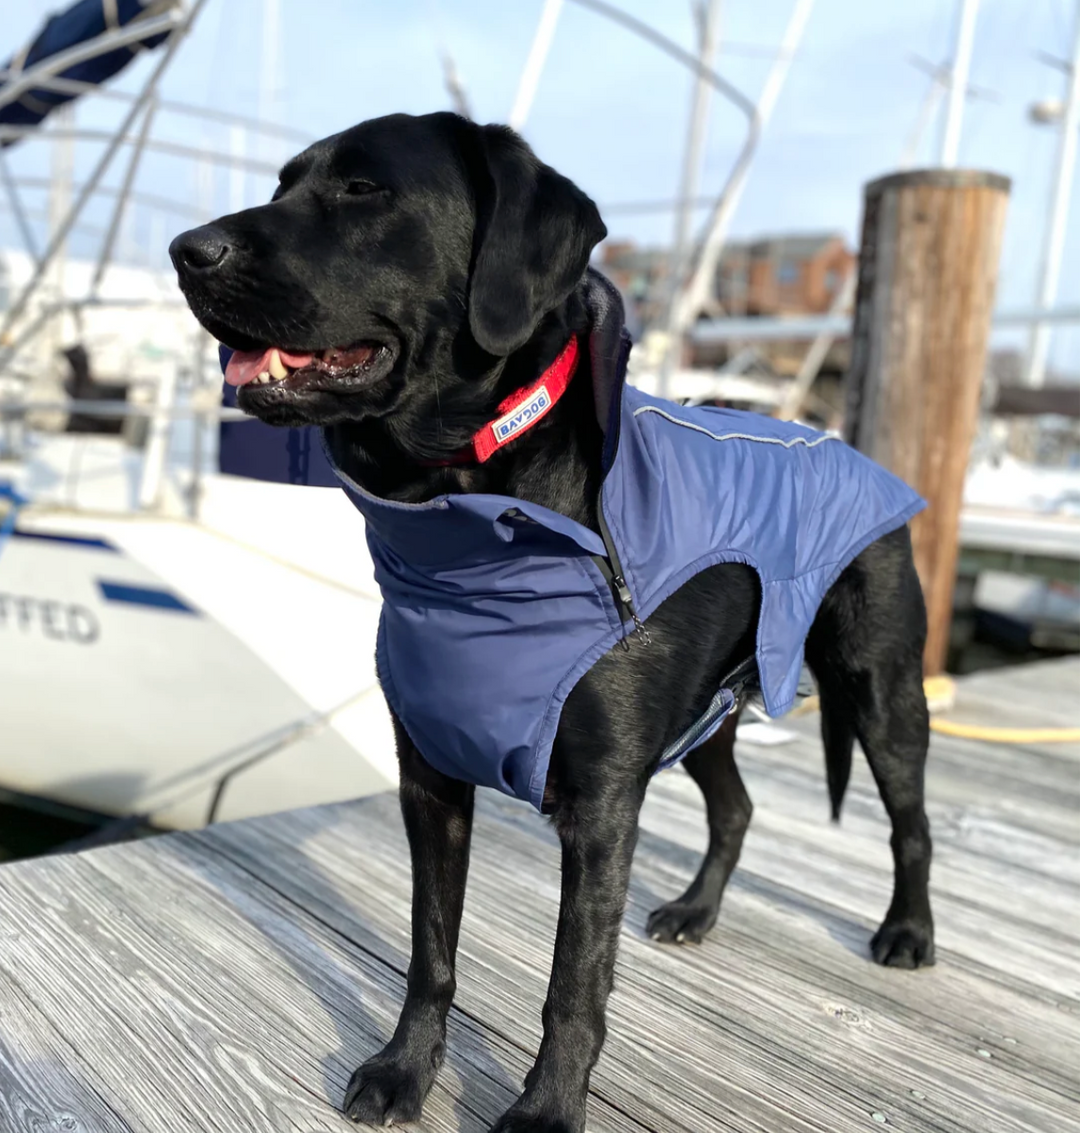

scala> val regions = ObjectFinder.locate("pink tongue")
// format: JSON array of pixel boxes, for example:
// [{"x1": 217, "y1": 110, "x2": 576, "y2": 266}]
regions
[{"x1": 224, "y1": 347, "x2": 316, "y2": 386}]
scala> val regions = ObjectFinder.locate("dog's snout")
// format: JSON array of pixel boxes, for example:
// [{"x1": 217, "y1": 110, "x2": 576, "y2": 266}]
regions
[{"x1": 169, "y1": 225, "x2": 232, "y2": 272}]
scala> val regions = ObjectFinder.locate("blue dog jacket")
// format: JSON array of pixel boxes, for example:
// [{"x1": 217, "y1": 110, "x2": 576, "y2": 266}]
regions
[{"x1": 312, "y1": 272, "x2": 926, "y2": 811}]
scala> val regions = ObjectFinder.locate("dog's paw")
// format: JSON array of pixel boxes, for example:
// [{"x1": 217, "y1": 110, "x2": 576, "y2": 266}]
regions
[
  {"x1": 343, "y1": 1056, "x2": 432, "y2": 1125},
  {"x1": 487, "y1": 1104, "x2": 583, "y2": 1133},
  {"x1": 871, "y1": 917, "x2": 935, "y2": 969},
  {"x1": 646, "y1": 899, "x2": 718, "y2": 945}
]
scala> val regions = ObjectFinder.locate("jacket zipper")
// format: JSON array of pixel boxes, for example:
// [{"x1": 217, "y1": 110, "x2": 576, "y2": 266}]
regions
[{"x1": 595, "y1": 492, "x2": 650, "y2": 648}]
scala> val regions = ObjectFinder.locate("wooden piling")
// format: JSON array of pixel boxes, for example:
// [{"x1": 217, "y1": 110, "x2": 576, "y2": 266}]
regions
[{"x1": 845, "y1": 169, "x2": 1011, "y2": 674}]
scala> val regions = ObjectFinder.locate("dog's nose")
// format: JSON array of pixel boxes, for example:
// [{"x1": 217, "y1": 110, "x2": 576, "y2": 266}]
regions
[{"x1": 169, "y1": 225, "x2": 232, "y2": 272}]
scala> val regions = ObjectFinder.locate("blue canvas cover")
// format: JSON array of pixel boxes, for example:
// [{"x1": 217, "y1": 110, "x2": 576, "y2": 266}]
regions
[
  {"x1": 1, "y1": 0, "x2": 176, "y2": 144},
  {"x1": 320, "y1": 273, "x2": 926, "y2": 811}
]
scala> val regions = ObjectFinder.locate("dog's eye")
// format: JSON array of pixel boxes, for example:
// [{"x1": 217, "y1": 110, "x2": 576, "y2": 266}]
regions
[{"x1": 344, "y1": 179, "x2": 380, "y2": 196}]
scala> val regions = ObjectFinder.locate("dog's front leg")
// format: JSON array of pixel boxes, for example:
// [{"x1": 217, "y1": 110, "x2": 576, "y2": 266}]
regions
[
  {"x1": 345, "y1": 719, "x2": 474, "y2": 1125},
  {"x1": 490, "y1": 781, "x2": 645, "y2": 1133}
]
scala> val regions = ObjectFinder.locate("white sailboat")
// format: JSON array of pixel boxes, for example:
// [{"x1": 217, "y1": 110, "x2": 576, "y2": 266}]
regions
[
  {"x1": 1, "y1": 454, "x2": 396, "y2": 830},
  {"x1": 0, "y1": 1, "x2": 399, "y2": 836}
]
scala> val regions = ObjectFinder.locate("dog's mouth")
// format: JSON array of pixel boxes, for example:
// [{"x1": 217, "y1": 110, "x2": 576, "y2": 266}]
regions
[{"x1": 225, "y1": 342, "x2": 391, "y2": 394}]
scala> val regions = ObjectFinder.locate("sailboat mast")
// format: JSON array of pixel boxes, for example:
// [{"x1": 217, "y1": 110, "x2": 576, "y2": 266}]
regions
[
  {"x1": 940, "y1": 0, "x2": 979, "y2": 167},
  {"x1": 47, "y1": 104, "x2": 75, "y2": 382},
  {"x1": 658, "y1": 0, "x2": 723, "y2": 397},
  {"x1": 510, "y1": 0, "x2": 564, "y2": 132},
  {"x1": 1026, "y1": 2, "x2": 1080, "y2": 388},
  {"x1": 259, "y1": 0, "x2": 282, "y2": 191},
  {"x1": 666, "y1": 0, "x2": 815, "y2": 388}
]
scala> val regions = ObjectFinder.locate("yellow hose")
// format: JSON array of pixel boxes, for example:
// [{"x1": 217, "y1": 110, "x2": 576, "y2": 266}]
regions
[
  {"x1": 928, "y1": 718, "x2": 1080, "y2": 743},
  {"x1": 785, "y1": 676, "x2": 1080, "y2": 743}
]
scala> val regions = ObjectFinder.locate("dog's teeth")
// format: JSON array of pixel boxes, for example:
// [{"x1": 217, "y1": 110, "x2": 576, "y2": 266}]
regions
[
  {"x1": 256, "y1": 371, "x2": 270, "y2": 384},
  {"x1": 267, "y1": 349, "x2": 288, "y2": 380}
]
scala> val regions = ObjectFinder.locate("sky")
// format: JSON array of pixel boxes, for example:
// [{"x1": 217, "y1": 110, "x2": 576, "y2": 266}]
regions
[{"x1": 2, "y1": 0, "x2": 1077, "y2": 373}]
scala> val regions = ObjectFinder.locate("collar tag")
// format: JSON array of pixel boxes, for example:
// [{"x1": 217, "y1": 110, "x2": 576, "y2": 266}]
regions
[
  {"x1": 428, "y1": 336, "x2": 579, "y2": 466},
  {"x1": 490, "y1": 384, "x2": 552, "y2": 448}
]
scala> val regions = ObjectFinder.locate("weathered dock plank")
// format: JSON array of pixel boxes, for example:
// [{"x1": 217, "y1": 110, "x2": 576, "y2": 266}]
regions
[
  {"x1": 0, "y1": 968, "x2": 134, "y2": 1133},
  {"x1": 0, "y1": 658, "x2": 1077, "y2": 1132}
]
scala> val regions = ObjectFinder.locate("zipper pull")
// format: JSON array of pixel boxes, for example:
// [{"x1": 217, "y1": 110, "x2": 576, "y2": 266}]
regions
[
  {"x1": 630, "y1": 608, "x2": 652, "y2": 646},
  {"x1": 613, "y1": 574, "x2": 651, "y2": 647}
]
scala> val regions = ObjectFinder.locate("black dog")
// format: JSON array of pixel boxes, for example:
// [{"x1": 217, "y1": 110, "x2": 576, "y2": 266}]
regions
[{"x1": 171, "y1": 112, "x2": 934, "y2": 1133}]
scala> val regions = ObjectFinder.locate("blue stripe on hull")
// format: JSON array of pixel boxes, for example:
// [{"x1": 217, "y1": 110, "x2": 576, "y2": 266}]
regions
[
  {"x1": 97, "y1": 581, "x2": 198, "y2": 614},
  {"x1": 10, "y1": 530, "x2": 118, "y2": 552}
]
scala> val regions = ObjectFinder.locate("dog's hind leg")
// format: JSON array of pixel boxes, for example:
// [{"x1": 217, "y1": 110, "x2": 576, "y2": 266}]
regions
[
  {"x1": 646, "y1": 713, "x2": 752, "y2": 944},
  {"x1": 807, "y1": 526, "x2": 935, "y2": 969},
  {"x1": 344, "y1": 716, "x2": 475, "y2": 1124}
]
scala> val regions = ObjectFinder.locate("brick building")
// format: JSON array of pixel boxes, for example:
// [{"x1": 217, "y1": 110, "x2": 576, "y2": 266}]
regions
[
  {"x1": 597, "y1": 240, "x2": 671, "y2": 327},
  {"x1": 599, "y1": 232, "x2": 856, "y2": 327},
  {"x1": 715, "y1": 233, "x2": 855, "y2": 316}
]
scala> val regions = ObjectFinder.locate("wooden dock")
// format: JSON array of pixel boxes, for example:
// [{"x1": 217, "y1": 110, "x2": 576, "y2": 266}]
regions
[{"x1": 1, "y1": 659, "x2": 1077, "y2": 1132}]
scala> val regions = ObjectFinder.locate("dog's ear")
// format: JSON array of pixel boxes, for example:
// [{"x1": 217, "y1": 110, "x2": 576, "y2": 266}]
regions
[{"x1": 467, "y1": 125, "x2": 606, "y2": 357}]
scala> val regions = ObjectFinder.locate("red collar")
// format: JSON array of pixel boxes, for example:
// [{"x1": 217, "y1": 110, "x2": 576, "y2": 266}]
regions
[{"x1": 428, "y1": 336, "x2": 580, "y2": 466}]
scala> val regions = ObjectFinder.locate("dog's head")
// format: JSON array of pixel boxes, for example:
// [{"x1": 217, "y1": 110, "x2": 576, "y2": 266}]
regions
[{"x1": 170, "y1": 112, "x2": 606, "y2": 428}]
